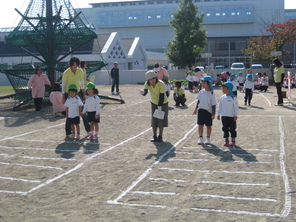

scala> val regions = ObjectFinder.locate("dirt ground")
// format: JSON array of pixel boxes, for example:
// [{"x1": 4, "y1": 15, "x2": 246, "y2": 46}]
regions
[{"x1": 0, "y1": 84, "x2": 296, "y2": 222}]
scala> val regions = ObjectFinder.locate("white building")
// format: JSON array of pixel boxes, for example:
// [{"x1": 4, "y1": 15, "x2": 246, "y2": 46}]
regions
[{"x1": 78, "y1": 0, "x2": 289, "y2": 67}]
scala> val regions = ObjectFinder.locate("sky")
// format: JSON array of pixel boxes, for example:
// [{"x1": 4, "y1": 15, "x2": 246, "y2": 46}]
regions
[{"x1": 0, "y1": 0, "x2": 295, "y2": 28}]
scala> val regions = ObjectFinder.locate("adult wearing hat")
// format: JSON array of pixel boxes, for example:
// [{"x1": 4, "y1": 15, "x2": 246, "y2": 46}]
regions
[
  {"x1": 141, "y1": 70, "x2": 169, "y2": 142},
  {"x1": 153, "y1": 63, "x2": 169, "y2": 81}
]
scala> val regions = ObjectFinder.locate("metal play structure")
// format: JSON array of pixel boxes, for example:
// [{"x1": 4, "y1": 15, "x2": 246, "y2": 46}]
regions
[{"x1": 0, "y1": 0, "x2": 124, "y2": 110}]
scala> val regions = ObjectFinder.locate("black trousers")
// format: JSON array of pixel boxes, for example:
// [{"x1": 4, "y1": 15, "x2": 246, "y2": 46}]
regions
[
  {"x1": 244, "y1": 88, "x2": 253, "y2": 104},
  {"x1": 174, "y1": 96, "x2": 186, "y2": 106},
  {"x1": 188, "y1": 81, "x2": 193, "y2": 91},
  {"x1": 222, "y1": 116, "x2": 237, "y2": 138},
  {"x1": 275, "y1": 82, "x2": 283, "y2": 104},
  {"x1": 34, "y1": 98, "x2": 43, "y2": 111},
  {"x1": 111, "y1": 78, "x2": 119, "y2": 93}
]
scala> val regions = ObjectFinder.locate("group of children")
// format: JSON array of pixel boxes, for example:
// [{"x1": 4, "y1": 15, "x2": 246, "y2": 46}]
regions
[
  {"x1": 193, "y1": 75, "x2": 239, "y2": 146},
  {"x1": 50, "y1": 82, "x2": 101, "y2": 141}
]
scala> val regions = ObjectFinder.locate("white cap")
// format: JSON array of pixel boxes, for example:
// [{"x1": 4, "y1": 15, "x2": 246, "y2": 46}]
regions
[{"x1": 145, "y1": 70, "x2": 157, "y2": 80}]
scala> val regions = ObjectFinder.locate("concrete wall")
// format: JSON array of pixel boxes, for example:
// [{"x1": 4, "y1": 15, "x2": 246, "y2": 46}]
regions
[{"x1": 1, "y1": 68, "x2": 296, "y2": 87}]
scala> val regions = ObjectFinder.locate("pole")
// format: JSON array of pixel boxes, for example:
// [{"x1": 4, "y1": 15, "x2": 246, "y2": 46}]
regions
[{"x1": 46, "y1": 0, "x2": 55, "y2": 85}]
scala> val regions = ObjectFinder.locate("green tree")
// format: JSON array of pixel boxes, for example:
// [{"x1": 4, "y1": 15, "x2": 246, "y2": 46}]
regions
[{"x1": 165, "y1": 0, "x2": 207, "y2": 67}]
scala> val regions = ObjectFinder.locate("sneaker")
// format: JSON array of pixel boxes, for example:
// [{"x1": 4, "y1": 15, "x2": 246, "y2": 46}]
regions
[
  {"x1": 150, "y1": 136, "x2": 157, "y2": 142},
  {"x1": 94, "y1": 135, "x2": 98, "y2": 141},
  {"x1": 197, "y1": 137, "x2": 203, "y2": 145},
  {"x1": 74, "y1": 133, "x2": 80, "y2": 139},
  {"x1": 90, "y1": 134, "x2": 95, "y2": 140},
  {"x1": 68, "y1": 133, "x2": 75, "y2": 139},
  {"x1": 231, "y1": 140, "x2": 236, "y2": 146},
  {"x1": 157, "y1": 136, "x2": 163, "y2": 142},
  {"x1": 274, "y1": 103, "x2": 283, "y2": 106},
  {"x1": 224, "y1": 139, "x2": 229, "y2": 146},
  {"x1": 205, "y1": 137, "x2": 211, "y2": 145}
]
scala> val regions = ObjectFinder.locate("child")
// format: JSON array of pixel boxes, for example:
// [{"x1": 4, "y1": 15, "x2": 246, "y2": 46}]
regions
[
  {"x1": 186, "y1": 70, "x2": 194, "y2": 92},
  {"x1": 49, "y1": 82, "x2": 66, "y2": 117},
  {"x1": 238, "y1": 71, "x2": 245, "y2": 92},
  {"x1": 229, "y1": 74, "x2": 239, "y2": 96},
  {"x1": 173, "y1": 81, "x2": 186, "y2": 106},
  {"x1": 192, "y1": 73, "x2": 199, "y2": 92},
  {"x1": 217, "y1": 82, "x2": 239, "y2": 146},
  {"x1": 163, "y1": 76, "x2": 170, "y2": 98},
  {"x1": 81, "y1": 82, "x2": 100, "y2": 141},
  {"x1": 243, "y1": 74, "x2": 255, "y2": 106},
  {"x1": 64, "y1": 84, "x2": 83, "y2": 139},
  {"x1": 260, "y1": 72, "x2": 269, "y2": 92},
  {"x1": 193, "y1": 76, "x2": 217, "y2": 145}
]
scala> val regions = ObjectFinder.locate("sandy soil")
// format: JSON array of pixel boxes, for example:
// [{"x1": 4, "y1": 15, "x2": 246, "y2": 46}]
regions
[{"x1": 0, "y1": 84, "x2": 296, "y2": 221}]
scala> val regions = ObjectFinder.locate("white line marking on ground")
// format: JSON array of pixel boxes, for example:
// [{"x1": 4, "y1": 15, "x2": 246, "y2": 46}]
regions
[
  {"x1": 130, "y1": 191, "x2": 177, "y2": 196},
  {"x1": 0, "y1": 154, "x2": 76, "y2": 161},
  {"x1": 107, "y1": 201, "x2": 167, "y2": 209},
  {"x1": 159, "y1": 168, "x2": 210, "y2": 173},
  {"x1": 0, "y1": 162, "x2": 63, "y2": 170},
  {"x1": 182, "y1": 147, "x2": 279, "y2": 152},
  {"x1": 24, "y1": 163, "x2": 84, "y2": 195},
  {"x1": 159, "y1": 168, "x2": 281, "y2": 175},
  {"x1": 215, "y1": 160, "x2": 271, "y2": 164},
  {"x1": 110, "y1": 99, "x2": 150, "y2": 111},
  {"x1": 12, "y1": 138, "x2": 110, "y2": 146},
  {"x1": 86, "y1": 128, "x2": 152, "y2": 161},
  {"x1": 0, "y1": 190, "x2": 27, "y2": 195},
  {"x1": 174, "y1": 151, "x2": 272, "y2": 157},
  {"x1": 259, "y1": 92, "x2": 272, "y2": 106},
  {"x1": 192, "y1": 194, "x2": 277, "y2": 202},
  {"x1": 149, "y1": 178, "x2": 186, "y2": 183},
  {"x1": 108, "y1": 124, "x2": 198, "y2": 204},
  {"x1": 213, "y1": 170, "x2": 281, "y2": 176},
  {"x1": 197, "y1": 181, "x2": 270, "y2": 186},
  {"x1": 191, "y1": 208, "x2": 280, "y2": 217},
  {"x1": 0, "y1": 145, "x2": 99, "y2": 153},
  {"x1": 0, "y1": 123, "x2": 65, "y2": 141},
  {"x1": 278, "y1": 116, "x2": 291, "y2": 218},
  {"x1": 168, "y1": 158, "x2": 208, "y2": 162},
  {"x1": 22, "y1": 156, "x2": 76, "y2": 161},
  {"x1": 1, "y1": 126, "x2": 153, "y2": 195},
  {"x1": 0, "y1": 176, "x2": 40, "y2": 183}
]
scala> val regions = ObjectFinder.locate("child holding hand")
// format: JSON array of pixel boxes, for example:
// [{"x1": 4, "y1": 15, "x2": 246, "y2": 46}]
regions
[
  {"x1": 64, "y1": 84, "x2": 83, "y2": 139},
  {"x1": 81, "y1": 82, "x2": 100, "y2": 141}
]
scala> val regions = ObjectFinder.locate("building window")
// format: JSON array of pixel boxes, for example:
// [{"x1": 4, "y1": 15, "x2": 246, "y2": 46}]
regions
[{"x1": 215, "y1": 42, "x2": 235, "y2": 51}]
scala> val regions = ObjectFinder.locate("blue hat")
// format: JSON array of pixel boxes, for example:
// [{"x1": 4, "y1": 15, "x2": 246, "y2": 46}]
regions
[
  {"x1": 238, "y1": 71, "x2": 243, "y2": 74},
  {"x1": 223, "y1": 82, "x2": 235, "y2": 97},
  {"x1": 230, "y1": 73, "x2": 237, "y2": 81},
  {"x1": 246, "y1": 74, "x2": 253, "y2": 79},
  {"x1": 200, "y1": 75, "x2": 213, "y2": 91}
]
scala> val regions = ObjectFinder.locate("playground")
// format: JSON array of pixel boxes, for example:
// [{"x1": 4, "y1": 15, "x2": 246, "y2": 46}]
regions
[{"x1": 0, "y1": 84, "x2": 296, "y2": 221}]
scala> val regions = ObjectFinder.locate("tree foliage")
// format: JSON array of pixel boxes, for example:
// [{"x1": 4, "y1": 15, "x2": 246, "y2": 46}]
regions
[
  {"x1": 165, "y1": 0, "x2": 207, "y2": 67},
  {"x1": 244, "y1": 18, "x2": 296, "y2": 63}
]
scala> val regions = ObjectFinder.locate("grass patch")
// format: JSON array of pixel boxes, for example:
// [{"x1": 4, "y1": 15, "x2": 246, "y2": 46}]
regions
[{"x1": 0, "y1": 86, "x2": 15, "y2": 95}]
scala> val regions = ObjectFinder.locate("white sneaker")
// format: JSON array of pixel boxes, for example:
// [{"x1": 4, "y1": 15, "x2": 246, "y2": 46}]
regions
[
  {"x1": 197, "y1": 137, "x2": 203, "y2": 145},
  {"x1": 205, "y1": 137, "x2": 211, "y2": 145}
]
